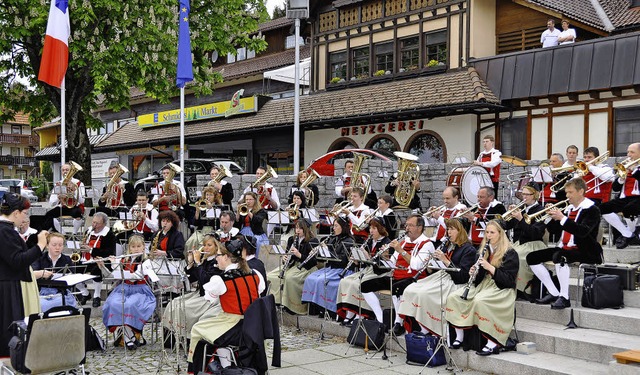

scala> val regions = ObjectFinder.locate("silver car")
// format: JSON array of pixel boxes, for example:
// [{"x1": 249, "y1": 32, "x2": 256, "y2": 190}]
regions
[{"x1": 0, "y1": 179, "x2": 38, "y2": 203}]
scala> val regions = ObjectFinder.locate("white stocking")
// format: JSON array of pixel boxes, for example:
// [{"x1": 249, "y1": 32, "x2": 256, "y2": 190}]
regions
[
  {"x1": 392, "y1": 295, "x2": 402, "y2": 324},
  {"x1": 603, "y1": 213, "x2": 632, "y2": 238},
  {"x1": 216, "y1": 347, "x2": 233, "y2": 368},
  {"x1": 93, "y1": 281, "x2": 102, "y2": 298},
  {"x1": 362, "y1": 292, "x2": 383, "y2": 323},
  {"x1": 555, "y1": 264, "x2": 570, "y2": 299},
  {"x1": 454, "y1": 328, "x2": 464, "y2": 342},
  {"x1": 530, "y1": 264, "x2": 559, "y2": 296}
]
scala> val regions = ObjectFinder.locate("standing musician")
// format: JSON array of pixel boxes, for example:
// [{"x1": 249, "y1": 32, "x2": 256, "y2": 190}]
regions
[
  {"x1": 446, "y1": 220, "x2": 518, "y2": 356},
  {"x1": 42, "y1": 162, "x2": 85, "y2": 234},
  {"x1": 540, "y1": 153, "x2": 567, "y2": 205},
  {"x1": 235, "y1": 192, "x2": 268, "y2": 257},
  {"x1": 336, "y1": 219, "x2": 391, "y2": 323},
  {"x1": 502, "y1": 185, "x2": 547, "y2": 299},
  {"x1": 267, "y1": 219, "x2": 319, "y2": 314},
  {"x1": 376, "y1": 195, "x2": 398, "y2": 239},
  {"x1": 152, "y1": 165, "x2": 187, "y2": 215},
  {"x1": 17, "y1": 216, "x2": 38, "y2": 248},
  {"x1": 194, "y1": 187, "x2": 219, "y2": 230},
  {"x1": 425, "y1": 187, "x2": 467, "y2": 243},
  {"x1": 582, "y1": 146, "x2": 614, "y2": 206},
  {"x1": 216, "y1": 211, "x2": 240, "y2": 243},
  {"x1": 344, "y1": 187, "x2": 371, "y2": 244},
  {"x1": 94, "y1": 163, "x2": 135, "y2": 217},
  {"x1": 208, "y1": 165, "x2": 234, "y2": 208},
  {"x1": 398, "y1": 218, "x2": 475, "y2": 336},
  {"x1": 32, "y1": 232, "x2": 77, "y2": 312},
  {"x1": 360, "y1": 214, "x2": 433, "y2": 336},
  {"x1": 130, "y1": 190, "x2": 159, "y2": 242},
  {"x1": 473, "y1": 135, "x2": 502, "y2": 193},
  {"x1": 288, "y1": 169, "x2": 320, "y2": 207},
  {"x1": 302, "y1": 216, "x2": 355, "y2": 317},
  {"x1": 334, "y1": 159, "x2": 373, "y2": 205},
  {"x1": 242, "y1": 166, "x2": 280, "y2": 210},
  {"x1": 384, "y1": 171, "x2": 422, "y2": 211},
  {"x1": 461, "y1": 187, "x2": 506, "y2": 247},
  {"x1": 76, "y1": 212, "x2": 116, "y2": 307},
  {"x1": 151, "y1": 210, "x2": 186, "y2": 259},
  {"x1": 600, "y1": 142, "x2": 640, "y2": 249},
  {"x1": 563, "y1": 145, "x2": 579, "y2": 167},
  {"x1": 527, "y1": 178, "x2": 603, "y2": 309}
]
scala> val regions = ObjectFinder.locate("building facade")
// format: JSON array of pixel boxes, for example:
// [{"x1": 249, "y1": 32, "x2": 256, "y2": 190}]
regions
[{"x1": 1, "y1": 114, "x2": 39, "y2": 179}]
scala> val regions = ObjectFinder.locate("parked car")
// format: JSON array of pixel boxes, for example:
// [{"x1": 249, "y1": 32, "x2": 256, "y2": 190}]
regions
[
  {"x1": 308, "y1": 148, "x2": 397, "y2": 177},
  {"x1": 133, "y1": 159, "x2": 244, "y2": 203},
  {"x1": 0, "y1": 179, "x2": 38, "y2": 203}
]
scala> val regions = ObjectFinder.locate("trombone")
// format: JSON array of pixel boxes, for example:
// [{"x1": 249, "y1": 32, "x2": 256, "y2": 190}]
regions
[
  {"x1": 353, "y1": 207, "x2": 380, "y2": 231},
  {"x1": 613, "y1": 157, "x2": 640, "y2": 180},
  {"x1": 550, "y1": 152, "x2": 610, "y2": 193},
  {"x1": 495, "y1": 201, "x2": 527, "y2": 221},
  {"x1": 454, "y1": 203, "x2": 479, "y2": 218},
  {"x1": 423, "y1": 204, "x2": 446, "y2": 218},
  {"x1": 523, "y1": 199, "x2": 569, "y2": 224},
  {"x1": 329, "y1": 200, "x2": 352, "y2": 217}
]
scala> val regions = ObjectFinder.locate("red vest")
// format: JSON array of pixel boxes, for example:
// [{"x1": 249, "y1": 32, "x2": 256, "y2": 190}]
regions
[
  {"x1": 135, "y1": 210, "x2": 154, "y2": 233},
  {"x1": 435, "y1": 207, "x2": 460, "y2": 240},
  {"x1": 257, "y1": 186, "x2": 275, "y2": 209},
  {"x1": 481, "y1": 152, "x2": 500, "y2": 182},
  {"x1": 541, "y1": 183, "x2": 559, "y2": 204},
  {"x1": 219, "y1": 273, "x2": 261, "y2": 315},
  {"x1": 393, "y1": 239, "x2": 429, "y2": 280},
  {"x1": 583, "y1": 172, "x2": 612, "y2": 203},
  {"x1": 351, "y1": 209, "x2": 369, "y2": 239},
  {"x1": 470, "y1": 207, "x2": 489, "y2": 245},
  {"x1": 622, "y1": 176, "x2": 640, "y2": 198}
]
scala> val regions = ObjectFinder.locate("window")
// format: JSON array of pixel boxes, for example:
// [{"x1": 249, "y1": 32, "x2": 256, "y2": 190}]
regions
[
  {"x1": 329, "y1": 51, "x2": 347, "y2": 80},
  {"x1": 425, "y1": 30, "x2": 447, "y2": 66},
  {"x1": 375, "y1": 42, "x2": 393, "y2": 73},
  {"x1": 10, "y1": 147, "x2": 20, "y2": 157},
  {"x1": 406, "y1": 133, "x2": 444, "y2": 163},
  {"x1": 227, "y1": 52, "x2": 236, "y2": 63},
  {"x1": 352, "y1": 47, "x2": 370, "y2": 78},
  {"x1": 237, "y1": 47, "x2": 246, "y2": 61},
  {"x1": 12, "y1": 125, "x2": 21, "y2": 134},
  {"x1": 106, "y1": 122, "x2": 114, "y2": 133},
  {"x1": 369, "y1": 136, "x2": 398, "y2": 153},
  {"x1": 500, "y1": 117, "x2": 527, "y2": 159},
  {"x1": 615, "y1": 107, "x2": 640, "y2": 156},
  {"x1": 400, "y1": 37, "x2": 419, "y2": 71},
  {"x1": 183, "y1": 160, "x2": 207, "y2": 174}
]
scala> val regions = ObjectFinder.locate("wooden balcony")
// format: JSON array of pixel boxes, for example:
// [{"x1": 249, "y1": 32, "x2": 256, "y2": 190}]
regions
[
  {"x1": 0, "y1": 155, "x2": 38, "y2": 167},
  {"x1": 0, "y1": 133, "x2": 39, "y2": 146}
]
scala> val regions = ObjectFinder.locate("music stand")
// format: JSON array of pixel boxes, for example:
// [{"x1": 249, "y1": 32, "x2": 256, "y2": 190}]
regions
[
  {"x1": 300, "y1": 208, "x2": 319, "y2": 223},
  {"x1": 267, "y1": 210, "x2": 288, "y2": 238},
  {"x1": 267, "y1": 243, "x2": 287, "y2": 326},
  {"x1": 532, "y1": 166, "x2": 553, "y2": 205},
  {"x1": 38, "y1": 272, "x2": 96, "y2": 307},
  {"x1": 314, "y1": 242, "x2": 338, "y2": 341}
]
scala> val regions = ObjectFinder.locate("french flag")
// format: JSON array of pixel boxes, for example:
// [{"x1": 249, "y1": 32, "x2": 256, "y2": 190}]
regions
[{"x1": 38, "y1": 0, "x2": 70, "y2": 88}]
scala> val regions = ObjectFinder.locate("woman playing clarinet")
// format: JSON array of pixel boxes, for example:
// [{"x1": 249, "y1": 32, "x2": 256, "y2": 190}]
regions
[{"x1": 235, "y1": 192, "x2": 268, "y2": 258}]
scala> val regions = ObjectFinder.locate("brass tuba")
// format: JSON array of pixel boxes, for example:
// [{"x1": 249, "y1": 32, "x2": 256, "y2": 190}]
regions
[
  {"x1": 392, "y1": 151, "x2": 420, "y2": 207},
  {"x1": 209, "y1": 164, "x2": 233, "y2": 185},
  {"x1": 163, "y1": 163, "x2": 184, "y2": 211},
  {"x1": 287, "y1": 203, "x2": 300, "y2": 221},
  {"x1": 350, "y1": 152, "x2": 371, "y2": 194},
  {"x1": 59, "y1": 161, "x2": 83, "y2": 209},
  {"x1": 299, "y1": 168, "x2": 321, "y2": 207},
  {"x1": 251, "y1": 165, "x2": 278, "y2": 189},
  {"x1": 102, "y1": 163, "x2": 129, "y2": 209}
]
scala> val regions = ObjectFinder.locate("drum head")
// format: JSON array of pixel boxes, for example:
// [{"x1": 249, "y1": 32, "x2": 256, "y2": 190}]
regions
[
  {"x1": 394, "y1": 151, "x2": 419, "y2": 161},
  {"x1": 460, "y1": 166, "x2": 493, "y2": 205}
]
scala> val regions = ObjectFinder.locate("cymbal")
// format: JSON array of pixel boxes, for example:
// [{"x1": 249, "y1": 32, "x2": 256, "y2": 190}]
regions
[{"x1": 501, "y1": 155, "x2": 527, "y2": 167}]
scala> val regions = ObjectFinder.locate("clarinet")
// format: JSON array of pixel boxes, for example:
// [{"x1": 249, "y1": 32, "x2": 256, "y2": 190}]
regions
[
  {"x1": 412, "y1": 238, "x2": 450, "y2": 281},
  {"x1": 278, "y1": 237, "x2": 299, "y2": 279},
  {"x1": 460, "y1": 241, "x2": 490, "y2": 300},
  {"x1": 297, "y1": 238, "x2": 326, "y2": 270}
]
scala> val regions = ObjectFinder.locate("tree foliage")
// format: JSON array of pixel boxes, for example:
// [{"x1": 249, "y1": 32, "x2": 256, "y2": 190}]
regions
[
  {"x1": 0, "y1": 0, "x2": 269, "y2": 183},
  {"x1": 272, "y1": 5, "x2": 286, "y2": 19}
]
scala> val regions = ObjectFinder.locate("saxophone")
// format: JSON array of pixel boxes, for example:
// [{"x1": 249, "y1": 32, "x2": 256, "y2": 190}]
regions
[
  {"x1": 460, "y1": 242, "x2": 490, "y2": 300},
  {"x1": 149, "y1": 231, "x2": 161, "y2": 260}
]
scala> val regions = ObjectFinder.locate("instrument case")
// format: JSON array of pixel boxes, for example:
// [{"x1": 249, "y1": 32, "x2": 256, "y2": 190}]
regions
[{"x1": 583, "y1": 264, "x2": 639, "y2": 290}]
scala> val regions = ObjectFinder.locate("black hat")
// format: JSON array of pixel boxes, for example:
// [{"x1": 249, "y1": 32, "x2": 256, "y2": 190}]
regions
[{"x1": 225, "y1": 239, "x2": 244, "y2": 258}]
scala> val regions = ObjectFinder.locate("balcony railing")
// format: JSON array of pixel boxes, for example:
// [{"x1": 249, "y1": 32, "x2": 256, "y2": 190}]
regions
[
  {"x1": 0, "y1": 155, "x2": 38, "y2": 167},
  {"x1": 0, "y1": 133, "x2": 39, "y2": 146}
]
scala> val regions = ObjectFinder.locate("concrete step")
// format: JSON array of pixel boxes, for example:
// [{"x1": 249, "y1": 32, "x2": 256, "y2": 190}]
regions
[
  {"x1": 565, "y1": 278, "x2": 640, "y2": 308},
  {"x1": 516, "y1": 318, "x2": 639, "y2": 364},
  {"x1": 515, "y1": 301, "x2": 640, "y2": 336},
  {"x1": 602, "y1": 248, "x2": 640, "y2": 264}
]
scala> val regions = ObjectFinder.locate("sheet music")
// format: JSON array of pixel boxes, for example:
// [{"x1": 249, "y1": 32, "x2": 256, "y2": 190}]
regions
[
  {"x1": 268, "y1": 211, "x2": 289, "y2": 225},
  {"x1": 52, "y1": 273, "x2": 96, "y2": 285},
  {"x1": 205, "y1": 207, "x2": 222, "y2": 219},
  {"x1": 119, "y1": 212, "x2": 134, "y2": 220},
  {"x1": 107, "y1": 270, "x2": 144, "y2": 281},
  {"x1": 300, "y1": 208, "x2": 319, "y2": 223},
  {"x1": 350, "y1": 246, "x2": 370, "y2": 262},
  {"x1": 268, "y1": 244, "x2": 286, "y2": 254},
  {"x1": 317, "y1": 243, "x2": 333, "y2": 258},
  {"x1": 532, "y1": 166, "x2": 553, "y2": 183},
  {"x1": 151, "y1": 187, "x2": 159, "y2": 195},
  {"x1": 66, "y1": 240, "x2": 82, "y2": 250}
]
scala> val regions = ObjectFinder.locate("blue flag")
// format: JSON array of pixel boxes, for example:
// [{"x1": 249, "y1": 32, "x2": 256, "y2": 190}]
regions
[{"x1": 176, "y1": 0, "x2": 193, "y2": 88}]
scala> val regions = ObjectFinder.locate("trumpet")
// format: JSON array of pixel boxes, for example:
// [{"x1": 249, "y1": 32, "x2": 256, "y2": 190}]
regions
[
  {"x1": 495, "y1": 201, "x2": 527, "y2": 221},
  {"x1": 237, "y1": 203, "x2": 249, "y2": 216},
  {"x1": 613, "y1": 157, "x2": 640, "y2": 179},
  {"x1": 423, "y1": 204, "x2": 446, "y2": 218},
  {"x1": 195, "y1": 197, "x2": 213, "y2": 212},
  {"x1": 523, "y1": 199, "x2": 570, "y2": 224},
  {"x1": 454, "y1": 203, "x2": 480, "y2": 218}
]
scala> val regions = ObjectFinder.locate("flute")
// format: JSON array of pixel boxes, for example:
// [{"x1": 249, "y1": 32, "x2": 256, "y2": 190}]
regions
[{"x1": 81, "y1": 252, "x2": 142, "y2": 264}]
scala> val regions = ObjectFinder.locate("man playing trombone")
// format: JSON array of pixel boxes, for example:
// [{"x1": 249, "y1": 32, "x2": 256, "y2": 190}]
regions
[
  {"x1": 581, "y1": 147, "x2": 614, "y2": 206},
  {"x1": 425, "y1": 186, "x2": 467, "y2": 244},
  {"x1": 600, "y1": 143, "x2": 640, "y2": 249}
]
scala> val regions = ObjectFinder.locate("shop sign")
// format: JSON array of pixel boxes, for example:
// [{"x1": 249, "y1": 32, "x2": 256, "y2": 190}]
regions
[
  {"x1": 340, "y1": 120, "x2": 425, "y2": 136},
  {"x1": 91, "y1": 158, "x2": 118, "y2": 179}
]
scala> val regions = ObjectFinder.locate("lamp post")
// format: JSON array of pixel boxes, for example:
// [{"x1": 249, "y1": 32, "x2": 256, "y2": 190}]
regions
[{"x1": 286, "y1": 0, "x2": 309, "y2": 174}]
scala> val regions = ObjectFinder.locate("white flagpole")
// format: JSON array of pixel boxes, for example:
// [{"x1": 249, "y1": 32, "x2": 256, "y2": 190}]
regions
[
  {"x1": 180, "y1": 86, "x2": 185, "y2": 187},
  {"x1": 61, "y1": 78, "x2": 66, "y2": 166}
]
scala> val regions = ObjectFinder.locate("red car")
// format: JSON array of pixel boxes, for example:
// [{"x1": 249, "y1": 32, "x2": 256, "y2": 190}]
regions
[{"x1": 308, "y1": 149, "x2": 397, "y2": 176}]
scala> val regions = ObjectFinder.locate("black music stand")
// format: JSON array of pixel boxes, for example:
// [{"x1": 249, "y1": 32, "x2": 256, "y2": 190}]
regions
[
  {"x1": 38, "y1": 271, "x2": 96, "y2": 307},
  {"x1": 314, "y1": 242, "x2": 338, "y2": 341},
  {"x1": 267, "y1": 243, "x2": 287, "y2": 326}
]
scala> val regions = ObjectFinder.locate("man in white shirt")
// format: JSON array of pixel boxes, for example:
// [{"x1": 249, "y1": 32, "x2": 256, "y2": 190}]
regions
[
  {"x1": 474, "y1": 135, "x2": 502, "y2": 193},
  {"x1": 541, "y1": 19, "x2": 561, "y2": 48}
]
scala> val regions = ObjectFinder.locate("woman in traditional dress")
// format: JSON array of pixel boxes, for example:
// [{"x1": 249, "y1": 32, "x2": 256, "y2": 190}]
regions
[
  {"x1": 398, "y1": 218, "x2": 475, "y2": 336},
  {"x1": 152, "y1": 210, "x2": 185, "y2": 259},
  {"x1": 235, "y1": 192, "x2": 268, "y2": 258},
  {"x1": 101, "y1": 235, "x2": 157, "y2": 350},
  {"x1": 446, "y1": 220, "x2": 518, "y2": 356},
  {"x1": 280, "y1": 191, "x2": 307, "y2": 246},
  {"x1": 301, "y1": 216, "x2": 354, "y2": 316},
  {"x1": 188, "y1": 239, "x2": 265, "y2": 369},
  {"x1": 336, "y1": 218, "x2": 391, "y2": 323},
  {"x1": 267, "y1": 219, "x2": 319, "y2": 314},
  {"x1": 32, "y1": 232, "x2": 77, "y2": 312},
  {"x1": 287, "y1": 170, "x2": 320, "y2": 207},
  {"x1": 163, "y1": 234, "x2": 223, "y2": 348},
  {"x1": 0, "y1": 193, "x2": 47, "y2": 357}
]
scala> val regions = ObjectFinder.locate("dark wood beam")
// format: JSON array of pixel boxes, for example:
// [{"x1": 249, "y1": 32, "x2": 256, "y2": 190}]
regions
[
  {"x1": 612, "y1": 88, "x2": 623, "y2": 97},
  {"x1": 589, "y1": 91, "x2": 600, "y2": 100},
  {"x1": 568, "y1": 93, "x2": 579, "y2": 101},
  {"x1": 548, "y1": 96, "x2": 559, "y2": 104},
  {"x1": 528, "y1": 97, "x2": 539, "y2": 106},
  {"x1": 634, "y1": 85, "x2": 640, "y2": 94}
]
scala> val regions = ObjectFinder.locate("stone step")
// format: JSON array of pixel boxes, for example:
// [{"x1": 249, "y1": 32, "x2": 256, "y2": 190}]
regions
[
  {"x1": 516, "y1": 318, "x2": 639, "y2": 364},
  {"x1": 565, "y1": 278, "x2": 640, "y2": 308},
  {"x1": 602, "y1": 248, "x2": 640, "y2": 264},
  {"x1": 515, "y1": 301, "x2": 640, "y2": 336}
]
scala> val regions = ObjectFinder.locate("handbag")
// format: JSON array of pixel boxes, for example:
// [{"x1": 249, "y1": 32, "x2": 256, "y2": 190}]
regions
[
  {"x1": 346, "y1": 319, "x2": 385, "y2": 349},
  {"x1": 582, "y1": 274, "x2": 624, "y2": 309},
  {"x1": 404, "y1": 332, "x2": 445, "y2": 367}
]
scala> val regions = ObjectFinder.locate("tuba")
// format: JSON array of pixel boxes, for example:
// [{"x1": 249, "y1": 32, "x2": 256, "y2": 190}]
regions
[
  {"x1": 299, "y1": 168, "x2": 321, "y2": 207},
  {"x1": 392, "y1": 151, "x2": 420, "y2": 208},
  {"x1": 350, "y1": 152, "x2": 371, "y2": 195},
  {"x1": 101, "y1": 163, "x2": 129, "y2": 209},
  {"x1": 59, "y1": 161, "x2": 83, "y2": 209},
  {"x1": 251, "y1": 165, "x2": 278, "y2": 189},
  {"x1": 162, "y1": 163, "x2": 184, "y2": 211},
  {"x1": 208, "y1": 165, "x2": 232, "y2": 205}
]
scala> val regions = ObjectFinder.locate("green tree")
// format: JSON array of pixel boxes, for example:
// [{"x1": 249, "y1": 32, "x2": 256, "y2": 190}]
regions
[
  {"x1": 272, "y1": 5, "x2": 286, "y2": 19},
  {"x1": 0, "y1": 0, "x2": 268, "y2": 184}
]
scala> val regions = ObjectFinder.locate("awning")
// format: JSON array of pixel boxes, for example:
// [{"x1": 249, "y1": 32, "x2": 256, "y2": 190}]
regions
[
  {"x1": 263, "y1": 57, "x2": 310, "y2": 85},
  {"x1": 35, "y1": 133, "x2": 112, "y2": 160}
]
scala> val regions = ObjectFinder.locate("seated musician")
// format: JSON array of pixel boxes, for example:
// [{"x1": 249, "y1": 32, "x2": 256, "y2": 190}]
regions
[
  {"x1": 100, "y1": 235, "x2": 156, "y2": 350},
  {"x1": 241, "y1": 166, "x2": 280, "y2": 210},
  {"x1": 194, "y1": 186, "x2": 219, "y2": 230},
  {"x1": 268, "y1": 219, "x2": 319, "y2": 314},
  {"x1": 235, "y1": 192, "x2": 268, "y2": 257},
  {"x1": 582, "y1": 146, "x2": 614, "y2": 206},
  {"x1": 425, "y1": 187, "x2": 467, "y2": 244},
  {"x1": 539, "y1": 153, "x2": 567, "y2": 206},
  {"x1": 130, "y1": 190, "x2": 159, "y2": 242},
  {"x1": 336, "y1": 218, "x2": 391, "y2": 323},
  {"x1": 398, "y1": 218, "x2": 475, "y2": 336},
  {"x1": 208, "y1": 165, "x2": 234, "y2": 208},
  {"x1": 187, "y1": 239, "x2": 265, "y2": 370},
  {"x1": 527, "y1": 178, "x2": 603, "y2": 309},
  {"x1": 461, "y1": 187, "x2": 506, "y2": 247},
  {"x1": 151, "y1": 210, "x2": 185, "y2": 259},
  {"x1": 502, "y1": 185, "x2": 547, "y2": 300},
  {"x1": 301, "y1": 216, "x2": 354, "y2": 317},
  {"x1": 335, "y1": 159, "x2": 375, "y2": 206},
  {"x1": 473, "y1": 135, "x2": 502, "y2": 193},
  {"x1": 163, "y1": 234, "x2": 224, "y2": 349},
  {"x1": 600, "y1": 142, "x2": 640, "y2": 249},
  {"x1": 360, "y1": 214, "x2": 433, "y2": 336},
  {"x1": 93, "y1": 163, "x2": 135, "y2": 217},
  {"x1": 152, "y1": 165, "x2": 187, "y2": 217},
  {"x1": 384, "y1": 170, "x2": 422, "y2": 211},
  {"x1": 17, "y1": 216, "x2": 38, "y2": 248},
  {"x1": 345, "y1": 187, "x2": 371, "y2": 244},
  {"x1": 32, "y1": 233, "x2": 78, "y2": 312},
  {"x1": 446, "y1": 220, "x2": 518, "y2": 356},
  {"x1": 288, "y1": 170, "x2": 319, "y2": 207},
  {"x1": 42, "y1": 163, "x2": 85, "y2": 234},
  {"x1": 376, "y1": 195, "x2": 398, "y2": 239},
  {"x1": 75, "y1": 212, "x2": 116, "y2": 307},
  {"x1": 240, "y1": 235, "x2": 267, "y2": 292},
  {"x1": 216, "y1": 211, "x2": 240, "y2": 243}
]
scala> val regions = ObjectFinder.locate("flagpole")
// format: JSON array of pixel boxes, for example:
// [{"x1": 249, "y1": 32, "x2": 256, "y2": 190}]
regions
[
  {"x1": 180, "y1": 87, "x2": 185, "y2": 187},
  {"x1": 61, "y1": 78, "x2": 66, "y2": 166}
]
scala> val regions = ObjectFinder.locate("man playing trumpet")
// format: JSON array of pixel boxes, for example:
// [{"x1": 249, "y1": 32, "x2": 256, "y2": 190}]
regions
[
  {"x1": 130, "y1": 190, "x2": 158, "y2": 241},
  {"x1": 460, "y1": 187, "x2": 506, "y2": 247},
  {"x1": 425, "y1": 187, "x2": 467, "y2": 243}
]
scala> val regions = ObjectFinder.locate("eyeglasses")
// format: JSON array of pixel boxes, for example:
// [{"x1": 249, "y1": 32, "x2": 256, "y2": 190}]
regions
[{"x1": 404, "y1": 224, "x2": 417, "y2": 228}]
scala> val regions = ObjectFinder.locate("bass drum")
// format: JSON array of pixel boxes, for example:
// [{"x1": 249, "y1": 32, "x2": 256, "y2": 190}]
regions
[{"x1": 447, "y1": 166, "x2": 493, "y2": 205}]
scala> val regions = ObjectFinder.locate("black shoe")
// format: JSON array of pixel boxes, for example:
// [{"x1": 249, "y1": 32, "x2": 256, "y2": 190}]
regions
[
  {"x1": 125, "y1": 340, "x2": 137, "y2": 351},
  {"x1": 536, "y1": 293, "x2": 558, "y2": 305},
  {"x1": 550, "y1": 296, "x2": 571, "y2": 310},
  {"x1": 92, "y1": 297, "x2": 101, "y2": 307},
  {"x1": 450, "y1": 339, "x2": 462, "y2": 349},
  {"x1": 340, "y1": 316, "x2": 355, "y2": 327},
  {"x1": 79, "y1": 295, "x2": 91, "y2": 305},
  {"x1": 476, "y1": 346, "x2": 500, "y2": 356},
  {"x1": 392, "y1": 322, "x2": 405, "y2": 336},
  {"x1": 615, "y1": 236, "x2": 632, "y2": 249}
]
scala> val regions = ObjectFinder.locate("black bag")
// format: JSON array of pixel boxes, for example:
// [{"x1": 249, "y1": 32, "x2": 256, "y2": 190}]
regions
[
  {"x1": 582, "y1": 274, "x2": 624, "y2": 309},
  {"x1": 201, "y1": 366, "x2": 258, "y2": 375},
  {"x1": 583, "y1": 264, "x2": 639, "y2": 290},
  {"x1": 404, "y1": 332, "x2": 445, "y2": 367},
  {"x1": 347, "y1": 319, "x2": 385, "y2": 349},
  {"x1": 86, "y1": 325, "x2": 105, "y2": 351},
  {"x1": 8, "y1": 321, "x2": 29, "y2": 373}
]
